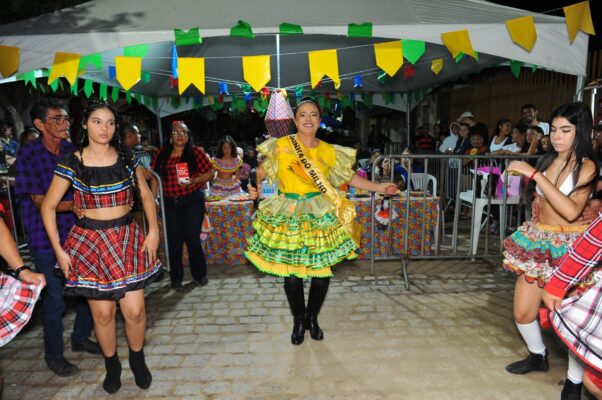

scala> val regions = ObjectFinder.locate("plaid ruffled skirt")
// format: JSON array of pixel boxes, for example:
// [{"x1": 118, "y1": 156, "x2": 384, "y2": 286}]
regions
[
  {"x1": 0, "y1": 273, "x2": 42, "y2": 346},
  {"x1": 502, "y1": 221, "x2": 593, "y2": 288},
  {"x1": 60, "y1": 214, "x2": 162, "y2": 300}
]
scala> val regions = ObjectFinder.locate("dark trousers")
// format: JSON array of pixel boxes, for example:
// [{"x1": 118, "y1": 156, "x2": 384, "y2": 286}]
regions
[
  {"x1": 31, "y1": 252, "x2": 93, "y2": 362},
  {"x1": 164, "y1": 196, "x2": 208, "y2": 284}
]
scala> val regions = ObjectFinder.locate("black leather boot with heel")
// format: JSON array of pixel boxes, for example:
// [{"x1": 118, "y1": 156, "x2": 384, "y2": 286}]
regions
[
  {"x1": 284, "y1": 277, "x2": 306, "y2": 345},
  {"x1": 102, "y1": 352, "x2": 122, "y2": 394},
  {"x1": 306, "y1": 277, "x2": 330, "y2": 341}
]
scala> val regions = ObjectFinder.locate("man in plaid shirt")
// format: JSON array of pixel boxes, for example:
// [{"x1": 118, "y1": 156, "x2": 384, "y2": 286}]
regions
[
  {"x1": 543, "y1": 212, "x2": 602, "y2": 398},
  {"x1": 14, "y1": 99, "x2": 100, "y2": 377}
]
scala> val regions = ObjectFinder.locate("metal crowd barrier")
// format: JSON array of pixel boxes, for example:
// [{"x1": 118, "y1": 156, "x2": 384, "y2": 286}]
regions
[{"x1": 369, "y1": 153, "x2": 540, "y2": 290}]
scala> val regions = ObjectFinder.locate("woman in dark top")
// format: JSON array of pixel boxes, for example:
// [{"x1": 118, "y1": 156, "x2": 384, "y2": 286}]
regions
[{"x1": 453, "y1": 123, "x2": 472, "y2": 156}]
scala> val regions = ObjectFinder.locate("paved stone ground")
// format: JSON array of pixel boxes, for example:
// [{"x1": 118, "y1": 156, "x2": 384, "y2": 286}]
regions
[{"x1": 0, "y1": 258, "x2": 580, "y2": 399}]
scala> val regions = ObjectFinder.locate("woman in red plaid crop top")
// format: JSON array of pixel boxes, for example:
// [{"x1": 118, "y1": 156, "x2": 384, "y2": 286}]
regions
[
  {"x1": 151, "y1": 121, "x2": 213, "y2": 290},
  {"x1": 41, "y1": 101, "x2": 161, "y2": 394}
]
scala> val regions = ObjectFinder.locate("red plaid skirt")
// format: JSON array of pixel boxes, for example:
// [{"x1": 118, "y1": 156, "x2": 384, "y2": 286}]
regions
[
  {"x1": 61, "y1": 214, "x2": 162, "y2": 300},
  {"x1": 0, "y1": 273, "x2": 42, "y2": 347}
]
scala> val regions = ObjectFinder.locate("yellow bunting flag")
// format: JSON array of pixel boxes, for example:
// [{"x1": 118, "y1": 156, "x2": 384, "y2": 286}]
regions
[
  {"x1": 48, "y1": 52, "x2": 80, "y2": 85},
  {"x1": 441, "y1": 30, "x2": 476, "y2": 59},
  {"x1": 308, "y1": 49, "x2": 340, "y2": 89},
  {"x1": 505, "y1": 16, "x2": 537, "y2": 52},
  {"x1": 242, "y1": 55, "x2": 271, "y2": 92},
  {"x1": 0, "y1": 46, "x2": 19, "y2": 78},
  {"x1": 564, "y1": 1, "x2": 595, "y2": 44},
  {"x1": 115, "y1": 56, "x2": 141, "y2": 91},
  {"x1": 431, "y1": 59, "x2": 443, "y2": 75},
  {"x1": 178, "y1": 57, "x2": 205, "y2": 94},
  {"x1": 374, "y1": 41, "x2": 403, "y2": 77}
]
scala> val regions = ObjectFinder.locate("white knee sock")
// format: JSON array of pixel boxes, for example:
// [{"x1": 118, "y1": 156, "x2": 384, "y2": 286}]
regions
[
  {"x1": 567, "y1": 352, "x2": 584, "y2": 384},
  {"x1": 516, "y1": 320, "x2": 547, "y2": 355}
]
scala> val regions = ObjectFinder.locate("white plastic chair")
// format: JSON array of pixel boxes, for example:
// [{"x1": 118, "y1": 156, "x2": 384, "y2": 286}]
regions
[{"x1": 410, "y1": 173, "x2": 437, "y2": 196}]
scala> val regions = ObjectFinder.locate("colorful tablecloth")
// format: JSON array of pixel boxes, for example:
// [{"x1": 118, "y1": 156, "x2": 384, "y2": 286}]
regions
[
  {"x1": 203, "y1": 200, "x2": 255, "y2": 265},
  {"x1": 355, "y1": 196, "x2": 438, "y2": 258},
  {"x1": 200, "y1": 196, "x2": 438, "y2": 265}
]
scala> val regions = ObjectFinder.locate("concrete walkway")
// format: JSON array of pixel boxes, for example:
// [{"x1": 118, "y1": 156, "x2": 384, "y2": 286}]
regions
[{"x1": 0, "y1": 259, "x2": 575, "y2": 399}]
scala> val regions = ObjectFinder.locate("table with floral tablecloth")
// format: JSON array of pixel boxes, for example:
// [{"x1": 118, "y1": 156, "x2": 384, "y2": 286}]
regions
[
  {"x1": 199, "y1": 196, "x2": 438, "y2": 265},
  {"x1": 354, "y1": 196, "x2": 439, "y2": 258}
]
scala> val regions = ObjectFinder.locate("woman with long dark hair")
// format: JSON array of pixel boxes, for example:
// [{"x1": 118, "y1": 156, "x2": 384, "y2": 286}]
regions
[
  {"x1": 41, "y1": 100, "x2": 162, "y2": 394},
  {"x1": 502, "y1": 102, "x2": 599, "y2": 398},
  {"x1": 209, "y1": 135, "x2": 244, "y2": 197},
  {"x1": 151, "y1": 121, "x2": 213, "y2": 290}
]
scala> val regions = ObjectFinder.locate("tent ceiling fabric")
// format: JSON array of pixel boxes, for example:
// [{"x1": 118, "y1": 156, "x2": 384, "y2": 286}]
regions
[{"x1": 0, "y1": 0, "x2": 588, "y2": 78}]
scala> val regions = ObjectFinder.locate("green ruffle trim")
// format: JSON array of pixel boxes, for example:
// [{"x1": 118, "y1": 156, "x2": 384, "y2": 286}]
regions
[
  {"x1": 328, "y1": 144, "x2": 357, "y2": 187},
  {"x1": 511, "y1": 230, "x2": 568, "y2": 259}
]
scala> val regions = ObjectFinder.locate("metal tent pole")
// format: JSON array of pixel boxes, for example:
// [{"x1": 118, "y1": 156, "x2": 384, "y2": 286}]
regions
[{"x1": 276, "y1": 34, "x2": 281, "y2": 88}]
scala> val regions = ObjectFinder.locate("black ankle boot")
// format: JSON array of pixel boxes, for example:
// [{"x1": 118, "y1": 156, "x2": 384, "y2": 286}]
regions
[
  {"x1": 284, "y1": 277, "x2": 306, "y2": 346},
  {"x1": 306, "y1": 278, "x2": 330, "y2": 341},
  {"x1": 505, "y1": 351, "x2": 549, "y2": 374},
  {"x1": 103, "y1": 352, "x2": 122, "y2": 394},
  {"x1": 561, "y1": 380, "x2": 582, "y2": 400},
  {"x1": 129, "y1": 348, "x2": 152, "y2": 389},
  {"x1": 306, "y1": 313, "x2": 323, "y2": 340}
]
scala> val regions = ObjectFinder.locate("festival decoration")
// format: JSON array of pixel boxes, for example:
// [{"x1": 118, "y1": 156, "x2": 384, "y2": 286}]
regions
[
  {"x1": 123, "y1": 44, "x2": 148, "y2": 57},
  {"x1": 108, "y1": 66, "x2": 116, "y2": 80},
  {"x1": 171, "y1": 43, "x2": 178, "y2": 78},
  {"x1": 348, "y1": 22, "x2": 372, "y2": 38},
  {"x1": 69, "y1": 78, "x2": 78, "y2": 95},
  {"x1": 178, "y1": 57, "x2": 205, "y2": 94},
  {"x1": 510, "y1": 60, "x2": 522, "y2": 78},
  {"x1": 401, "y1": 39, "x2": 425, "y2": 64},
  {"x1": 308, "y1": 49, "x2": 340, "y2": 89},
  {"x1": 403, "y1": 65, "x2": 415, "y2": 79},
  {"x1": 218, "y1": 82, "x2": 229, "y2": 95},
  {"x1": 48, "y1": 52, "x2": 80, "y2": 85},
  {"x1": 19, "y1": 71, "x2": 37, "y2": 88},
  {"x1": 99, "y1": 83, "x2": 108, "y2": 100},
  {"x1": 83, "y1": 79, "x2": 94, "y2": 98},
  {"x1": 353, "y1": 75, "x2": 363, "y2": 88},
  {"x1": 563, "y1": 1, "x2": 595, "y2": 44},
  {"x1": 174, "y1": 27, "x2": 202, "y2": 46},
  {"x1": 431, "y1": 59, "x2": 443, "y2": 75},
  {"x1": 0, "y1": 45, "x2": 19, "y2": 78},
  {"x1": 111, "y1": 86, "x2": 119, "y2": 102},
  {"x1": 505, "y1": 16, "x2": 537, "y2": 52},
  {"x1": 374, "y1": 40, "x2": 403, "y2": 77},
  {"x1": 115, "y1": 56, "x2": 141, "y2": 90},
  {"x1": 230, "y1": 20, "x2": 254, "y2": 39},
  {"x1": 243, "y1": 55, "x2": 271, "y2": 92},
  {"x1": 265, "y1": 90, "x2": 295, "y2": 138},
  {"x1": 280, "y1": 22, "x2": 303, "y2": 35},
  {"x1": 78, "y1": 53, "x2": 102, "y2": 72},
  {"x1": 441, "y1": 29, "x2": 476, "y2": 59}
]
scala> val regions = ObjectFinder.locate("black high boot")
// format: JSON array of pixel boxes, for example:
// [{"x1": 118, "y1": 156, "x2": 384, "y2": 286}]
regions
[
  {"x1": 306, "y1": 277, "x2": 330, "y2": 341},
  {"x1": 129, "y1": 348, "x2": 152, "y2": 389},
  {"x1": 284, "y1": 277, "x2": 306, "y2": 345},
  {"x1": 102, "y1": 352, "x2": 122, "y2": 394},
  {"x1": 561, "y1": 379, "x2": 582, "y2": 400}
]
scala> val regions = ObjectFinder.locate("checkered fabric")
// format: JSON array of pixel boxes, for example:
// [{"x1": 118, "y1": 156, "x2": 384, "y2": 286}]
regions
[
  {"x1": 14, "y1": 138, "x2": 76, "y2": 254},
  {"x1": 151, "y1": 146, "x2": 211, "y2": 198},
  {"x1": 0, "y1": 273, "x2": 42, "y2": 347}
]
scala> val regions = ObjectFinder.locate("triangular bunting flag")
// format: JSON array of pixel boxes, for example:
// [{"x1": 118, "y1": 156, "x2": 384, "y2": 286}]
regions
[
  {"x1": 19, "y1": 71, "x2": 37, "y2": 88},
  {"x1": 280, "y1": 22, "x2": 303, "y2": 35},
  {"x1": 403, "y1": 65, "x2": 415, "y2": 79},
  {"x1": 126, "y1": 91, "x2": 132, "y2": 104},
  {"x1": 230, "y1": 20, "x2": 254, "y2": 39},
  {"x1": 174, "y1": 28, "x2": 202, "y2": 46},
  {"x1": 348, "y1": 23, "x2": 372, "y2": 38},
  {"x1": 401, "y1": 39, "x2": 425, "y2": 64},
  {"x1": 69, "y1": 78, "x2": 79, "y2": 95},
  {"x1": 510, "y1": 60, "x2": 522, "y2": 78},
  {"x1": 505, "y1": 16, "x2": 537, "y2": 52},
  {"x1": 563, "y1": 1, "x2": 595, "y2": 44},
  {"x1": 123, "y1": 44, "x2": 148, "y2": 58},
  {"x1": 48, "y1": 52, "x2": 80, "y2": 85},
  {"x1": 374, "y1": 41, "x2": 403, "y2": 77},
  {"x1": 243, "y1": 55, "x2": 271, "y2": 92},
  {"x1": 49, "y1": 78, "x2": 59, "y2": 92},
  {"x1": 141, "y1": 71, "x2": 151, "y2": 84},
  {"x1": 431, "y1": 59, "x2": 443, "y2": 75},
  {"x1": 441, "y1": 30, "x2": 476, "y2": 59},
  {"x1": 171, "y1": 43, "x2": 178, "y2": 79},
  {"x1": 178, "y1": 57, "x2": 205, "y2": 94},
  {"x1": 99, "y1": 83, "x2": 108, "y2": 101},
  {"x1": 308, "y1": 49, "x2": 340, "y2": 89},
  {"x1": 83, "y1": 79, "x2": 94, "y2": 98},
  {"x1": 108, "y1": 66, "x2": 116, "y2": 80},
  {"x1": 0, "y1": 45, "x2": 19, "y2": 78},
  {"x1": 78, "y1": 53, "x2": 102, "y2": 71},
  {"x1": 115, "y1": 56, "x2": 142, "y2": 91}
]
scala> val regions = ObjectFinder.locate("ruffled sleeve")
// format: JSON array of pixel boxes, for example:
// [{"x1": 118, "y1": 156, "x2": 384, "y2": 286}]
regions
[
  {"x1": 256, "y1": 137, "x2": 279, "y2": 184},
  {"x1": 327, "y1": 145, "x2": 357, "y2": 187},
  {"x1": 54, "y1": 152, "x2": 79, "y2": 183}
]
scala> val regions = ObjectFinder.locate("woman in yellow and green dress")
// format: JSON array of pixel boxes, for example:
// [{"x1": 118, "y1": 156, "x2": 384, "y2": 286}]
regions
[{"x1": 246, "y1": 98, "x2": 397, "y2": 345}]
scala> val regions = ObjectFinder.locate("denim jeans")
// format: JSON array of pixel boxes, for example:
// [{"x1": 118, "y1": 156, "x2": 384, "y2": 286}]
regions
[{"x1": 31, "y1": 252, "x2": 93, "y2": 361}]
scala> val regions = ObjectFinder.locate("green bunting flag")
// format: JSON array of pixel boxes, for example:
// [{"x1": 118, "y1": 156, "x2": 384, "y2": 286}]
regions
[
  {"x1": 99, "y1": 83, "x2": 108, "y2": 100},
  {"x1": 69, "y1": 78, "x2": 78, "y2": 95},
  {"x1": 455, "y1": 51, "x2": 479, "y2": 63},
  {"x1": 123, "y1": 44, "x2": 148, "y2": 58},
  {"x1": 132, "y1": 92, "x2": 142, "y2": 104},
  {"x1": 401, "y1": 39, "x2": 425, "y2": 64},
  {"x1": 341, "y1": 95, "x2": 353, "y2": 109},
  {"x1": 361, "y1": 92, "x2": 373, "y2": 107},
  {"x1": 510, "y1": 60, "x2": 522, "y2": 78},
  {"x1": 49, "y1": 78, "x2": 59, "y2": 92},
  {"x1": 125, "y1": 91, "x2": 132, "y2": 104},
  {"x1": 377, "y1": 70, "x2": 388, "y2": 84},
  {"x1": 230, "y1": 20, "x2": 254, "y2": 39},
  {"x1": 83, "y1": 79, "x2": 94, "y2": 98},
  {"x1": 79, "y1": 53, "x2": 102, "y2": 71},
  {"x1": 18, "y1": 71, "x2": 37, "y2": 88},
  {"x1": 348, "y1": 23, "x2": 372, "y2": 38},
  {"x1": 531, "y1": 64, "x2": 539, "y2": 73},
  {"x1": 111, "y1": 86, "x2": 120, "y2": 102},
  {"x1": 141, "y1": 71, "x2": 151, "y2": 84},
  {"x1": 279, "y1": 22, "x2": 303, "y2": 35},
  {"x1": 174, "y1": 28, "x2": 202, "y2": 46}
]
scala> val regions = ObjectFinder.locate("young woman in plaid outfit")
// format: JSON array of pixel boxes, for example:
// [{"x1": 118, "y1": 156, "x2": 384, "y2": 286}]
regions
[
  {"x1": 502, "y1": 102, "x2": 599, "y2": 399},
  {"x1": 41, "y1": 101, "x2": 162, "y2": 394}
]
